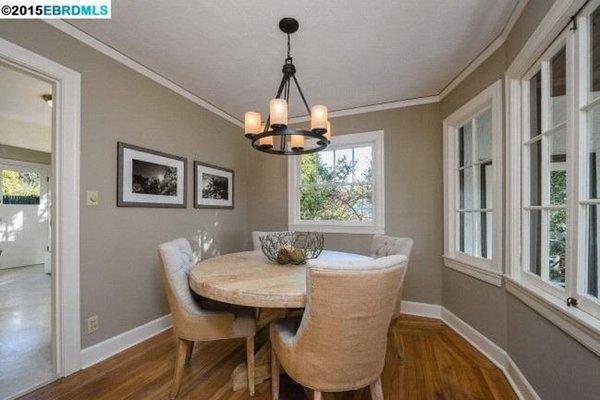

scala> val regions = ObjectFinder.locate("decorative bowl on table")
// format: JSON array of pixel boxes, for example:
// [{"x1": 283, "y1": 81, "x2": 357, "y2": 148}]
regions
[{"x1": 259, "y1": 231, "x2": 324, "y2": 265}]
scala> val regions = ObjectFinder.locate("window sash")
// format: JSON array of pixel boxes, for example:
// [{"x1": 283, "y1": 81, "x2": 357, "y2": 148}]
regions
[
  {"x1": 520, "y1": 33, "x2": 570, "y2": 298},
  {"x1": 455, "y1": 111, "x2": 493, "y2": 261},
  {"x1": 576, "y1": 2, "x2": 600, "y2": 317},
  {"x1": 288, "y1": 131, "x2": 385, "y2": 234}
]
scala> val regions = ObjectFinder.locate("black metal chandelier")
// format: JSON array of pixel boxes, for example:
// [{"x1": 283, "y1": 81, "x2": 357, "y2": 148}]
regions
[{"x1": 244, "y1": 17, "x2": 330, "y2": 155}]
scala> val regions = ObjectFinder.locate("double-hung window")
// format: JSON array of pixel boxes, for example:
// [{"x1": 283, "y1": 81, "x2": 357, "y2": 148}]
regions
[
  {"x1": 506, "y1": 0, "x2": 600, "y2": 353},
  {"x1": 287, "y1": 130, "x2": 385, "y2": 234},
  {"x1": 521, "y1": 40, "x2": 568, "y2": 296},
  {"x1": 443, "y1": 81, "x2": 503, "y2": 286}
]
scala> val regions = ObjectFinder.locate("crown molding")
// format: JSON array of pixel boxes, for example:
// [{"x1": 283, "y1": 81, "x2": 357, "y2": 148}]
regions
[
  {"x1": 43, "y1": 20, "x2": 244, "y2": 128},
  {"x1": 43, "y1": 2, "x2": 527, "y2": 126},
  {"x1": 439, "y1": 0, "x2": 529, "y2": 99},
  {"x1": 288, "y1": 95, "x2": 440, "y2": 123}
]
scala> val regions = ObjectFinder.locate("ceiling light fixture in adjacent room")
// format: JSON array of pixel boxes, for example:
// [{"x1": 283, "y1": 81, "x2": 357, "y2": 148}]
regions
[{"x1": 41, "y1": 94, "x2": 53, "y2": 107}]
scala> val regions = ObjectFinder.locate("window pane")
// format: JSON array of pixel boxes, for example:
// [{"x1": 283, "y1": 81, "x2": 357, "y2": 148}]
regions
[
  {"x1": 587, "y1": 205, "x2": 600, "y2": 298},
  {"x1": 459, "y1": 211, "x2": 474, "y2": 254},
  {"x1": 459, "y1": 167, "x2": 474, "y2": 209},
  {"x1": 549, "y1": 209, "x2": 567, "y2": 285},
  {"x1": 549, "y1": 131, "x2": 567, "y2": 205},
  {"x1": 530, "y1": 71, "x2": 542, "y2": 138},
  {"x1": 480, "y1": 162, "x2": 493, "y2": 209},
  {"x1": 479, "y1": 211, "x2": 493, "y2": 259},
  {"x1": 591, "y1": 6, "x2": 600, "y2": 99},
  {"x1": 529, "y1": 141, "x2": 542, "y2": 206},
  {"x1": 476, "y1": 110, "x2": 492, "y2": 161},
  {"x1": 334, "y1": 148, "x2": 353, "y2": 183},
  {"x1": 300, "y1": 152, "x2": 334, "y2": 185},
  {"x1": 300, "y1": 184, "x2": 373, "y2": 222},
  {"x1": 459, "y1": 122, "x2": 472, "y2": 167},
  {"x1": 529, "y1": 210, "x2": 542, "y2": 276},
  {"x1": 550, "y1": 47, "x2": 566, "y2": 127},
  {"x1": 352, "y1": 146, "x2": 373, "y2": 183},
  {"x1": 589, "y1": 106, "x2": 600, "y2": 199},
  {"x1": 2, "y1": 169, "x2": 41, "y2": 205}
]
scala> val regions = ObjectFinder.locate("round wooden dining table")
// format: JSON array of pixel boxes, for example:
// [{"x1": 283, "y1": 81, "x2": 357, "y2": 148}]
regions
[
  {"x1": 189, "y1": 250, "x2": 372, "y2": 309},
  {"x1": 189, "y1": 249, "x2": 373, "y2": 393}
]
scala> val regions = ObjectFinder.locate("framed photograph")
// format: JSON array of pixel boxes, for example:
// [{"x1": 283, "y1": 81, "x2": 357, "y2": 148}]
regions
[
  {"x1": 117, "y1": 142, "x2": 187, "y2": 208},
  {"x1": 194, "y1": 161, "x2": 234, "y2": 209}
]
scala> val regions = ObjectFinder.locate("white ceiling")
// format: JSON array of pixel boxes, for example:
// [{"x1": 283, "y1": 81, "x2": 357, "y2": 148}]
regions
[
  {"x1": 0, "y1": 64, "x2": 52, "y2": 127},
  {"x1": 70, "y1": 0, "x2": 519, "y2": 120},
  {"x1": 0, "y1": 64, "x2": 52, "y2": 153}
]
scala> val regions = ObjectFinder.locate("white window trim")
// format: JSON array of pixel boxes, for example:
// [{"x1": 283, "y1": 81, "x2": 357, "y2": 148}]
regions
[
  {"x1": 287, "y1": 130, "x2": 385, "y2": 234},
  {"x1": 443, "y1": 80, "x2": 503, "y2": 287},
  {"x1": 505, "y1": 0, "x2": 600, "y2": 357}
]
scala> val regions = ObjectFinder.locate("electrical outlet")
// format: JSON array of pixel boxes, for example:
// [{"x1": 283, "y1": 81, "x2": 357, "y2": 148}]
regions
[{"x1": 87, "y1": 315, "x2": 99, "y2": 334}]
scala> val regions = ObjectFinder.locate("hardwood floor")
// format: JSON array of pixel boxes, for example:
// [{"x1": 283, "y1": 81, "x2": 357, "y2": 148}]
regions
[{"x1": 18, "y1": 315, "x2": 517, "y2": 400}]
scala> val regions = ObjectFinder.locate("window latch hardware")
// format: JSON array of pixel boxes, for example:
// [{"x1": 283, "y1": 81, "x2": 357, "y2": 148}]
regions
[
  {"x1": 570, "y1": 15, "x2": 577, "y2": 31},
  {"x1": 566, "y1": 297, "x2": 578, "y2": 307}
]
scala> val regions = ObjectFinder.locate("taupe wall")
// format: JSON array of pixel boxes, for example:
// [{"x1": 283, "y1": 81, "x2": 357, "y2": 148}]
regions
[
  {"x1": 0, "y1": 21, "x2": 251, "y2": 348},
  {"x1": 0, "y1": 144, "x2": 51, "y2": 165},
  {"x1": 441, "y1": 0, "x2": 600, "y2": 398},
  {"x1": 249, "y1": 103, "x2": 444, "y2": 304}
]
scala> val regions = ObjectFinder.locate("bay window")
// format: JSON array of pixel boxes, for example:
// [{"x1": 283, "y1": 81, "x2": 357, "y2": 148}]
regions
[{"x1": 506, "y1": 0, "x2": 600, "y2": 353}]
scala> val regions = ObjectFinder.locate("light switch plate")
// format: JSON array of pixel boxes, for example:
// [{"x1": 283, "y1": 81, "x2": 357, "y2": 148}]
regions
[{"x1": 87, "y1": 190, "x2": 99, "y2": 206}]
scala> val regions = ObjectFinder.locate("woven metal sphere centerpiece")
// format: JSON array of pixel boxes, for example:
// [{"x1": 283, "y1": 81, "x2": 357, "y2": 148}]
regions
[{"x1": 259, "y1": 231, "x2": 324, "y2": 265}]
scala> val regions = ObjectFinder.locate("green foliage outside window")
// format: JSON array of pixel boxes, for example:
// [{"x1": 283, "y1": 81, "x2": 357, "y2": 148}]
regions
[
  {"x1": 549, "y1": 169, "x2": 567, "y2": 283},
  {"x1": 299, "y1": 149, "x2": 373, "y2": 221}
]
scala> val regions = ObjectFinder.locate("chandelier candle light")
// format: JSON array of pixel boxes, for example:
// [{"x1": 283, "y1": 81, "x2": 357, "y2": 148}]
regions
[{"x1": 244, "y1": 17, "x2": 331, "y2": 155}]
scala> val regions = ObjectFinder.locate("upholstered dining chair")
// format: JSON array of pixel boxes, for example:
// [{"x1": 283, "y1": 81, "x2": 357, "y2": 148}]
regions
[
  {"x1": 270, "y1": 255, "x2": 408, "y2": 400},
  {"x1": 251, "y1": 230, "x2": 290, "y2": 251},
  {"x1": 370, "y1": 235, "x2": 414, "y2": 319},
  {"x1": 158, "y1": 238, "x2": 257, "y2": 398}
]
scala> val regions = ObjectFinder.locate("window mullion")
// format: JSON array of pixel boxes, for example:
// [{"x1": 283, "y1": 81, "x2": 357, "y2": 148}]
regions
[
  {"x1": 541, "y1": 60, "x2": 551, "y2": 282},
  {"x1": 565, "y1": 27, "x2": 579, "y2": 301},
  {"x1": 472, "y1": 119, "x2": 482, "y2": 257}
]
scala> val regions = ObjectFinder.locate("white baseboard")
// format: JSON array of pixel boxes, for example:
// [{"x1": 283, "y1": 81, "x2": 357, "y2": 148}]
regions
[
  {"x1": 400, "y1": 300, "x2": 442, "y2": 319},
  {"x1": 78, "y1": 303, "x2": 540, "y2": 399},
  {"x1": 80, "y1": 314, "x2": 172, "y2": 369},
  {"x1": 439, "y1": 307, "x2": 540, "y2": 400},
  {"x1": 440, "y1": 307, "x2": 508, "y2": 370}
]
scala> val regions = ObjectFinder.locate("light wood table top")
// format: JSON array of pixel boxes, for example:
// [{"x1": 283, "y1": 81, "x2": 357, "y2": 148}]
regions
[{"x1": 189, "y1": 250, "x2": 372, "y2": 308}]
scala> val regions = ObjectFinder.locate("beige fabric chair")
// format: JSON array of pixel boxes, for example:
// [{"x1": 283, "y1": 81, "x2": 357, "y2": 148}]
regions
[
  {"x1": 251, "y1": 230, "x2": 290, "y2": 251},
  {"x1": 270, "y1": 255, "x2": 407, "y2": 399},
  {"x1": 158, "y1": 238, "x2": 257, "y2": 398},
  {"x1": 371, "y1": 235, "x2": 414, "y2": 318}
]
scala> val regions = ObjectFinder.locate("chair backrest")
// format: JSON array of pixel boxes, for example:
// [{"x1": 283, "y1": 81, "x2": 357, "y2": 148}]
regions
[
  {"x1": 251, "y1": 230, "x2": 290, "y2": 251},
  {"x1": 157, "y1": 238, "x2": 198, "y2": 329},
  {"x1": 370, "y1": 234, "x2": 414, "y2": 259},
  {"x1": 291, "y1": 255, "x2": 407, "y2": 391}
]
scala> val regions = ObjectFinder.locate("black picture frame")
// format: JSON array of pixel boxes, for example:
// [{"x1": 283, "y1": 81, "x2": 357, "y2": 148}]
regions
[
  {"x1": 117, "y1": 142, "x2": 187, "y2": 208},
  {"x1": 194, "y1": 161, "x2": 234, "y2": 209}
]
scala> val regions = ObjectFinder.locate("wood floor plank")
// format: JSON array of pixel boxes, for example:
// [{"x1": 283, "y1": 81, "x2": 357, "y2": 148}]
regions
[{"x1": 19, "y1": 315, "x2": 516, "y2": 400}]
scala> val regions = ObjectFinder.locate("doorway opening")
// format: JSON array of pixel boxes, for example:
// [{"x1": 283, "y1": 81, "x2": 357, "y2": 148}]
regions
[{"x1": 0, "y1": 62, "x2": 55, "y2": 399}]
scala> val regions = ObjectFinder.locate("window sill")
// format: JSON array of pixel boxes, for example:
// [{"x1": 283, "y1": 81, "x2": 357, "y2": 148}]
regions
[
  {"x1": 289, "y1": 223, "x2": 384, "y2": 235},
  {"x1": 443, "y1": 256, "x2": 502, "y2": 287},
  {"x1": 505, "y1": 276, "x2": 600, "y2": 357}
]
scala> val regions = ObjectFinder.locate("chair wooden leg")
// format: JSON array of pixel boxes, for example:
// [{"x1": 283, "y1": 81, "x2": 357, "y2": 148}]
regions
[
  {"x1": 185, "y1": 341, "x2": 194, "y2": 364},
  {"x1": 314, "y1": 390, "x2": 322, "y2": 400},
  {"x1": 369, "y1": 377, "x2": 384, "y2": 400},
  {"x1": 271, "y1": 346, "x2": 280, "y2": 400},
  {"x1": 170, "y1": 338, "x2": 191, "y2": 399},
  {"x1": 246, "y1": 336, "x2": 255, "y2": 396}
]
